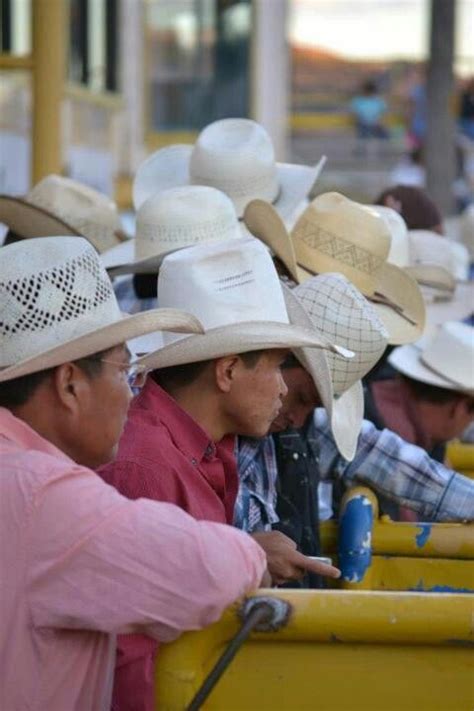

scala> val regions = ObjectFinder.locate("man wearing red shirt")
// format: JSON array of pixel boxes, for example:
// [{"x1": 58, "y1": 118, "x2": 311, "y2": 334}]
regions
[{"x1": 100, "y1": 236, "x2": 343, "y2": 710}]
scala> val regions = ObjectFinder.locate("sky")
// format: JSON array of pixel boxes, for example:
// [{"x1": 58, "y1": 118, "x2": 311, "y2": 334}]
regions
[{"x1": 289, "y1": 0, "x2": 474, "y2": 75}]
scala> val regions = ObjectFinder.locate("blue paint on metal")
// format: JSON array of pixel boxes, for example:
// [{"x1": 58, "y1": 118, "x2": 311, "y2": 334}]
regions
[
  {"x1": 338, "y1": 495, "x2": 373, "y2": 583},
  {"x1": 410, "y1": 581, "x2": 473, "y2": 593},
  {"x1": 415, "y1": 524, "x2": 432, "y2": 548}
]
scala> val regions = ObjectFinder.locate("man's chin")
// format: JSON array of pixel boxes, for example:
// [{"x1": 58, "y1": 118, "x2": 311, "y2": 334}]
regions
[{"x1": 270, "y1": 419, "x2": 286, "y2": 434}]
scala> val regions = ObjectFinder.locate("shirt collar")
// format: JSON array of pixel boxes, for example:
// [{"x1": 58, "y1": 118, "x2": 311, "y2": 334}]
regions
[
  {"x1": 0, "y1": 407, "x2": 73, "y2": 462},
  {"x1": 137, "y1": 378, "x2": 217, "y2": 464}
]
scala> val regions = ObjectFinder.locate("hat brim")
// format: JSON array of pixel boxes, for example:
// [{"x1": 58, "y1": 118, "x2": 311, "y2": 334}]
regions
[
  {"x1": 283, "y1": 284, "x2": 362, "y2": 461},
  {"x1": 244, "y1": 200, "x2": 426, "y2": 345},
  {"x1": 0, "y1": 308, "x2": 203, "y2": 383},
  {"x1": 132, "y1": 144, "x2": 326, "y2": 219},
  {"x1": 388, "y1": 342, "x2": 473, "y2": 394},
  {"x1": 0, "y1": 195, "x2": 82, "y2": 240},
  {"x1": 136, "y1": 321, "x2": 348, "y2": 371},
  {"x1": 424, "y1": 281, "x2": 474, "y2": 326}
]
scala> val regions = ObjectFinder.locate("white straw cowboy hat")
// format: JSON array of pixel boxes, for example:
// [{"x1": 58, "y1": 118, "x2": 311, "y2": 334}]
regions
[
  {"x1": 136, "y1": 236, "x2": 354, "y2": 370},
  {"x1": 283, "y1": 273, "x2": 389, "y2": 461},
  {"x1": 409, "y1": 230, "x2": 470, "y2": 282},
  {"x1": 132, "y1": 118, "x2": 326, "y2": 219},
  {"x1": 0, "y1": 236, "x2": 203, "y2": 383},
  {"x1": 0, "y1": 175, "x2": 127, "y2": 254},
  {"x1": 389, "y1": 321, "x2": 474, "y2": 395},
  {"x1": 100, "y1": 185, "x2": 246, "y2": 275},
  {"x1": 369, "y1": 206, "x2": 456, "y2": 297},
  {"x1": 244, "y1": 192, "x2": 426, "y2": 345}
]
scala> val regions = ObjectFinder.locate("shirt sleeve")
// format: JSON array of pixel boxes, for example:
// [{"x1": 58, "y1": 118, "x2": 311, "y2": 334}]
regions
[
  {"x1": 313, "y1": 410, "x2": 474, "y2": 522},
  {"x1": 27, "y1": 467, "x2": 266, "y2": 642}
]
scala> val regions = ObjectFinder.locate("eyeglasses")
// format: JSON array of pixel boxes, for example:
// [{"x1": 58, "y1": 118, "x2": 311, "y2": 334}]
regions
[{"x1": 98, "y1": 359, "x2": 150, "y2": 388}]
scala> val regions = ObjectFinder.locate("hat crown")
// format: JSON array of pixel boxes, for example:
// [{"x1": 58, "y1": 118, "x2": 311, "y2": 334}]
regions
[
  {"x1": 27, "y1": 175, "x2": 122, "y2": 253},
  {"x1": 294, "y1": 273, "x2": 388, "y2": 395},
  {"x1": 0, "y1": 236, "x2": 121, "y2": 368},
  {"x1": 422, "y1": 321, "x2": 474, "y2": 391},
  {"x1": 135, "y1": 185, "x2": 243, "y2": 261},
  {"x1": 369, "y1": 205, "x2": 409, "y2": 267},
  {"x1": 409, "y1": 229, "x2": 469, "y2": 281},
  {"x1": 189, "y1": 119, "x2": 279, "y2": 202},
  {"x1": 293, "y1": 192, "x2": 391, "y2": 294},
  {"x1": 158, "y1": 236, "x2": 290, "y2": 346}
]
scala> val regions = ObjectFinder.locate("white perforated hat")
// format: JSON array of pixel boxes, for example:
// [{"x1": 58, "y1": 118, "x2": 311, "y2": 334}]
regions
[
  {"x1": 0, "y1": 175, "x2": 127, "y2": 254},
  {"x1": 0, "y1": 236, "x2": 203, "y2": 382},
  {"x1": 136, "y1": 236, "x2": 354, "y2": 370},
  {"x1": 100, "y1": 185, "x2": 246, "y2": 275},
  {"x1": 283, "y1": 274, "x2": 389, "y2": 460},
  {"x1": 409, "y1": 230, "x2": 470, "y2": 282},
  {"x1": 245, "y1": 192, "x2": 426, "y2": 345},
  {"x1": 132, "y1": 118, "x2": 326, "y2": 219},
  {"x1": 389, "y1": 321, "x2": 474, "y2": 394}
]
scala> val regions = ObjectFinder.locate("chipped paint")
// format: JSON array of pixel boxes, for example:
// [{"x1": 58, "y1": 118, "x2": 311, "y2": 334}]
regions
[
  {"x1": 339, "y1": 495, "x2": 373, "y2": 583},
  {"x1": 415, "y1": 524, "x2": 432, "y2": 548},
  {"x1": 410, "y1": 580, "x2": 473, "y2": 594}
]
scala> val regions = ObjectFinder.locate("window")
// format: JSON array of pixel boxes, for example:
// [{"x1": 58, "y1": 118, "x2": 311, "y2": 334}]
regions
[{"x1": 69, "y1": 0, "x2": 119, "y2": 92}]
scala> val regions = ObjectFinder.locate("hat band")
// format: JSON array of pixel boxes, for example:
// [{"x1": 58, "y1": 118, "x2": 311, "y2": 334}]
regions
[{"x1": 294, "y1": 219, "x2": 385, "y2": 276}]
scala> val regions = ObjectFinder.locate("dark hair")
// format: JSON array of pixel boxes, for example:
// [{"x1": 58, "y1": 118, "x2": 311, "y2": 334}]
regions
[
  {"x1": 281, "y1": 352, "x2": 303, "y2": 370},
  {"x1": 153, "y1": 350, "x2": 265, "y2": 392},
  {"x1": 375, "y1": 185, "x2": 442, "y2": 231},
  {"x1": 402, "y1": 374, "x2": 474, "y2": 410},
  {"x1": 133, "y1": 273, "x2": 158, "y2": 300},
  {"x1": 3, "y1": 230, "x2": 25, "y2": 246},
  {"x1": 0, "y1": 349, "x2": 109, "y2": 409}
]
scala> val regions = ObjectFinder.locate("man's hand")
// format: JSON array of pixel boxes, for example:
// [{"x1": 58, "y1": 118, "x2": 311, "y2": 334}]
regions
[
  {"x1": 259, "y1": 568, "x2": 272, "y2": 588},
  {"x1": 252, "y1": 530, "x2": 341, "y2": 586}
]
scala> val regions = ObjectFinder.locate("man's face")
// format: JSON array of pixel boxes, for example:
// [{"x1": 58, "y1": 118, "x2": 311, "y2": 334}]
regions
[
  {"x1": 74, "y1": 344, "x2": 133, "y2": 468},
  {"x1": 224, "y1": 350, "x2": 289, "y2": 438},
  {"x1": 270, "y1": 365, "x2": 320, "y2": 433}
]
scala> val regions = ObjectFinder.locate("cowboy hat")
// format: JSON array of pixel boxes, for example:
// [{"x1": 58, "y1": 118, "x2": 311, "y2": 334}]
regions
[
  {"x1": 244, "y1": 192, "x2": 426, "y2": 345},
  {"x1": 136, "y1": 236, "x2": 354, "y2": 370},
  {"x1": 0, "y1": 175, "x2": 127, "y2": 254},
  {"x1": 132, "y1": 118, "x2": 326, "y2": 219},
  {"x1": 389, "y1": 321, "x2": 474, "y2": 394},
  {"x1": 283, "y1": 273, "x2": 389, "y2": 460},
  {"x1": 100, "y1": 185, "x2": 247, "y2": 275},
  {"x1": 409, "y1": 229, "x2": 470, "y2": 282},
  {"x1": 369, "y1": 205, "x2": 456, "y2": 297},
  {"x1": 0, "y1": 236, "x2": 203, "y2": 383}
]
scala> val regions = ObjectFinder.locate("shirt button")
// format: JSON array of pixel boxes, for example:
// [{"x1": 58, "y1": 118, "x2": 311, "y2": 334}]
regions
[
  {"x1": 191, "y1": 457, "x2": 198, "y2": 467},
  {"x1": 204, "y1": 444, "x2": 215, "y2": 459},
  {"x1": 292, "y1": 453, "x2": 299, "y2": 460}
]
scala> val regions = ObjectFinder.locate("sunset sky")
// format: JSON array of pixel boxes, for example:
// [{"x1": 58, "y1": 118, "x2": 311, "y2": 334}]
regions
[{"x1": 289, "y1": 0, "x2": 474, "y2": 75}]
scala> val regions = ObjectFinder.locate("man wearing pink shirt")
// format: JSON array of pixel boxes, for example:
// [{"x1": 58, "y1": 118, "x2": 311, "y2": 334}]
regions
[{"x1": 0, "y1": 236, "x2": 268, "y2": 711}]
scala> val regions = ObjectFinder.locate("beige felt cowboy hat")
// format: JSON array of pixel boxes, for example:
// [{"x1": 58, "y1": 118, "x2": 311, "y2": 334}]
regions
[
  {"x1": 100, "y1": 185, "x2": 248, "y2": 275},
  {"x1": 132, "y1": 118, "x2": 326, "y2": 219},
  {"x1": 0, "y1": 175, "x2": 127, "y2": 254},
  {"x1": 0, "y1": 236, "x2": 203, "y2": 383},
  {"x1": 389, "y1": 321, "x2": 474, "y2": 395},
  {"x1": 283, "y1": 273, "x2": 389, "y2": 460},
  {"x1": 244, "y1": 192, "x2": 426, "y2": 345},
  {"x1": 136, "y1": 236, "x2": 354, "y2": 370},
  {"x1": 368, "y1": 205, "x2": 456, "y2": 298}
]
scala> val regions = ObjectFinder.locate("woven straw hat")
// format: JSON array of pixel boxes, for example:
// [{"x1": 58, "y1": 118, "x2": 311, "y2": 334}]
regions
[
  {"x1": 0, "y1": 175, "x2": 127, "y2": 254},
  {"x1": 283, "y1": 273, "x2": 389, "y2": 460},
  {"x1": 136, "y1": 236, "x2": 354, "y2": 370},
  {"x1": 244, "y1": 192, "x2": 426, "y2": 345},
  {"x1": 0, "y1": 236, "x2": 203, "y2": 383},
  {"x1": 389, "y1": 321, "x2": 474, "y2": 394},
  {"x1": 100, "y1": 185, "x2": 246, "y2": 275},
  {"x1": 132, "y1": 118, "x2": 326, "y2": 219},
  {"x1": 409, "y1": 230, "x2": 470, "y2": 282}
]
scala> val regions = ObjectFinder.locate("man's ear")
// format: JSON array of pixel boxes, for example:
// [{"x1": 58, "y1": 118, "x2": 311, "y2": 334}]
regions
[
  {"x1": 52, "y1": 362, "x2": 89, "y2": 413},
  {"x1": 214, "y1": 355, "x2": 242, "y2": 393}
]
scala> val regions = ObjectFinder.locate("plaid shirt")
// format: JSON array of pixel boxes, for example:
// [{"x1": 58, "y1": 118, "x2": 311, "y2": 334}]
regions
[
  {"x1": 235, "y1": 409, "x2": 474, "y2": 532},
  {"x1": 113, "y1": 275, "x2": 158, "y2": 314}
]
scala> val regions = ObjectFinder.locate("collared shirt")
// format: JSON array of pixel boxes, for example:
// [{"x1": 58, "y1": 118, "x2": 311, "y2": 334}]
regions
[
  {"x1": 235, "y1": 436, "x2": 279, "y2": 532},
  {"x1": 99, "y1": 378, "x2": 240, "y2": 711},
  {"x1": 0, "y1": 407, "x2": 265, "y2": 711},
  {"x1": 235, "y1": 408, "x2": 474, "y2": 532}
]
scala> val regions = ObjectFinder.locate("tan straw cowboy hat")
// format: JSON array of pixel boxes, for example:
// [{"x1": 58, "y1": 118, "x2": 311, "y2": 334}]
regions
[
  {"x1": 284, "y1": 273, "x2": 389, "y2": 460},
  {"x1": 0, "y1": 236, "x2": 203, "y2": 383},
  {"x1": 136, "y1": 236, "x2": 354, "y2": 371},
  {"x1": 0, "y1": 175, "x2": 128, "y2": 254},
  {"x1": 100, "y1": 185, "x2": 247, "y2": 275},
  {"x1": 132, "y1": 118, "x2": 326, "y2": 219},
  {"x1": 389, "y1": 321, "x2": 474, "y2": 394},
  {"x1": 244, "y1": 192, "x2": 426, "y2": 345}
]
